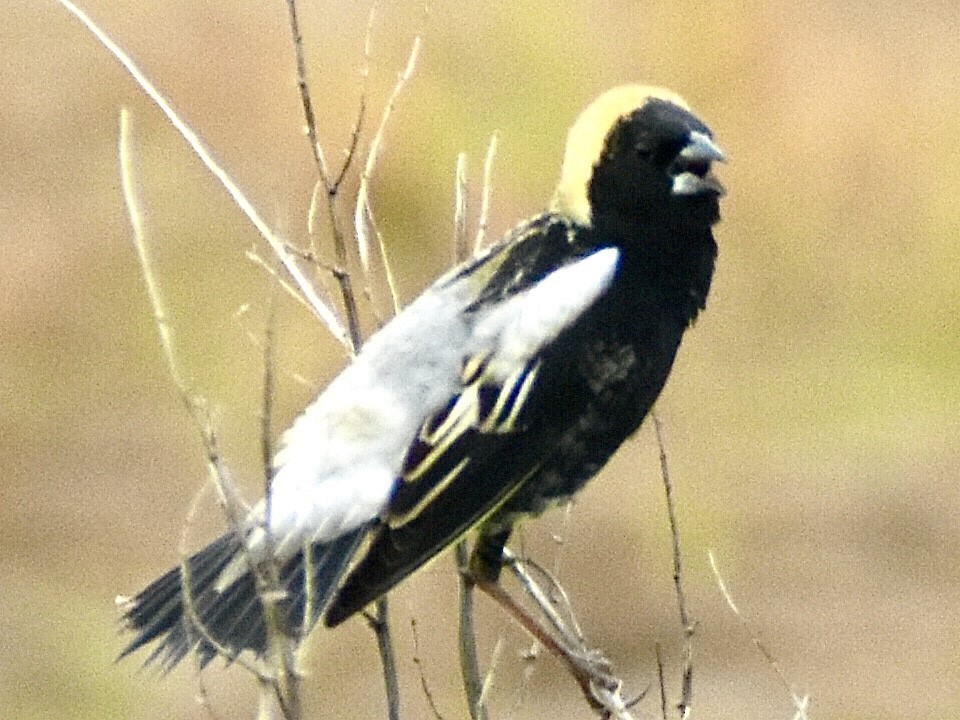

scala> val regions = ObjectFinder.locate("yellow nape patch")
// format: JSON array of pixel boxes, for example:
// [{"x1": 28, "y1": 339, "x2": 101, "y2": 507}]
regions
[{"x1": 551, "y1": 85, "x2": 690, "y2": 226}]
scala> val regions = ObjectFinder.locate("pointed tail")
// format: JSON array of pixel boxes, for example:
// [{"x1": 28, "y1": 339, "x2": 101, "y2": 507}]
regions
[{"x1": 118, "y1": 528, "x2": 366, "y2": 670}]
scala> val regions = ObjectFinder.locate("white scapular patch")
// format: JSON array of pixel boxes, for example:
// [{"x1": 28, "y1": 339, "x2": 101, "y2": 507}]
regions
[
  {"x1": 262, "y1": 278, "x2": 478, "y2": 559},
  {"x1": 227, "y1": 245, "x2": 620, "y2": 573},
  {"x1": 472, "y1": 247, "x2": 621, "y2": 382}
]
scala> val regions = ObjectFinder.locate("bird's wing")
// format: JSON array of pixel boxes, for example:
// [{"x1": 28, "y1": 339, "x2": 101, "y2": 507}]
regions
[{"x1": 325, "y1": 223, "x2": 621, "y2": 624}]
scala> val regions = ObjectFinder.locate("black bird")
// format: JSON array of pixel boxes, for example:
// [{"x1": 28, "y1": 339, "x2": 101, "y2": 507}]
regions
[{"x1": 119, "y1": 85, "x2": 725, "y2": 668}]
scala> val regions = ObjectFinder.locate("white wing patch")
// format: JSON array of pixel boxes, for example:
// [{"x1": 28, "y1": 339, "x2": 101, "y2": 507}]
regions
[
  {"x1": 472, "y1": 247, "x2": 620, "y2": 382},
  {"x1": 262, "y1": 279, "x2": 477, "y2": 558},
  {"x1": 225, "y1": 245, "x2": 620, "y2": 576}
]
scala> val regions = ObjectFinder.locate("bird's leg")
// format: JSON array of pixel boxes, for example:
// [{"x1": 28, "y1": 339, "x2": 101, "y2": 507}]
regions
[
  {"x1": 468, "y1": 543, "x2": 630, "y2": 716},
  {"x1": 500, "y1": 547, "x2": 585, "y2": 650}
]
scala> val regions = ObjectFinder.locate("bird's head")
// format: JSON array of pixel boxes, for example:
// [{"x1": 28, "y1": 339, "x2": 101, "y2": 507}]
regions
[{"x1": 552, "y1": 85, "x2": 725, "y2": 231}]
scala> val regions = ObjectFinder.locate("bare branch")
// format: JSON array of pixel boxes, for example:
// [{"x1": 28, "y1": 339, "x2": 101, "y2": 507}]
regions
[
  {"x1": 120, "y1": 108, "x2": 249, "y2": 525},
  {"x1": 708, "y1": 551, "x2": 811, "y2": 720},
  {"x1": 411, "y1": 619, "x2": 446, "y2": 720},
  {"x1": 655, "y1": 644, "x2": 668, "y2": 720},
  {"x1": 503, "y1": 550, "x2": 582, "y2": 650},
  {"x1": 283, "y1": 4, "x2": 409, "y2": 711},
  {"x1": 59, "y1": 0, "x2": 350, "y2": 348},
  {"x1": 328, "y1": 7, "x2": 374, "y2": 194},
  {"x1": 454, "y1": 153, "x2": 469, "y2": 264},
  {"x1": 473, "y1": 134, "x2": 498, "y2": 255},
  {"x1": 364, "y1": 600, "x2": 402, "y2": 720},
  {"x1": 652, "y1": 412, "x2": 695, "y2": 718},
  {"x1": 475, "y1": 572, "x2": 632, "y2": 718},
  {"x1": 456, "y1": 543, "x2": 487, "y2": 720},
  {"x1": 355, "y1": 34, "x2": 422, "y2": 275},
  {"x1": 122, "y1": 106, "x2": 303, "y2": 716},
  {"x1": 283, "y1": 0, "x2": 332, "y2": 187}
]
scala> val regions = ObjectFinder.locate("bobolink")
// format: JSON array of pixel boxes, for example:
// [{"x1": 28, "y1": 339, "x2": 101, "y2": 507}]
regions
[{"x1": 120, "y1": 85, "x2": 725, "y2": 668}]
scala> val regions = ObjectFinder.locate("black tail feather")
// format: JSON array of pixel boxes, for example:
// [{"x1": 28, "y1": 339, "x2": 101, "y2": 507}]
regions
[{"x1": 119, "y1": 527, "x2": 366, "y2": 670}]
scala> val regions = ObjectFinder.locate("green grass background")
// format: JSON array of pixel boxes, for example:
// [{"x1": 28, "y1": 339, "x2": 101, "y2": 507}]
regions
[{"x1": 2, "y1": 1, "x2": 958, "y2": 718}]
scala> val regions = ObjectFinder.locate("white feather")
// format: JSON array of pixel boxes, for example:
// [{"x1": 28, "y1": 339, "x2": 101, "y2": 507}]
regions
[
  {"x1": 473, "y1": 247, "x2": 620, "y2": 381},
  {"x1": 237, "y1": 244, "x2": 620, "y2": 568}
]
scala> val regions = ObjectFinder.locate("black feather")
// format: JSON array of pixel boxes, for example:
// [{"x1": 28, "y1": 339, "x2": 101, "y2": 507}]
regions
[{"x1": 120, "y1": 528, "x2": 365, "y2": 669}]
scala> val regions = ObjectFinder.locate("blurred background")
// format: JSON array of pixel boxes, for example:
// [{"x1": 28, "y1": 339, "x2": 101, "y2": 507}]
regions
[{"x1": 3, "y1": 1, "x2": 959, "y2": 718}]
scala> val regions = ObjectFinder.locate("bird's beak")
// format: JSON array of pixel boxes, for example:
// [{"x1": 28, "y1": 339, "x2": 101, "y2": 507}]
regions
[{"x1": 671, "y1": 131, "x2": 727, "y2": 197}]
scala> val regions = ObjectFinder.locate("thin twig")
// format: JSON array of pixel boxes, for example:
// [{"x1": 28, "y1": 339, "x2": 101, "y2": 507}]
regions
[
  {"x1": 361, "y1": 200, "x2": 402, "y2": 319},
  {"x1": 257, "y1": 297, "x2": 303, "y2": 720},
  {"x1": 299, "y1": 538, "x2": 316, "y2": 660},
  {"x1": 452, "y1": 161, "x2": 488, "y2": 719},
  {"x1": 547, "y1": 502, "x2": 575, "y2": 598},
  {"x1": 655, "y1": 645, "x2": 668, "y2": 720},
  {"x1": 244, "y1": 247, "x2": 316, "y2": 314},
  {"x1": 261, "y1": 297, "x2": 277, "y2": 555},
  {"x1": 307, "y1": 179, "x2": 324, "y2": 250},
  {"x1": 119, "y1": 108, "x2": 186, "y2": 403},
  {"x1": 283, "y1": 0, "x2": 362, "y2": 353},
  {"x1": 355, "y1": 34, "x2": 422, "y2": 276},
  {"x1": 708, "y1": 551, "x2": 811, "y2": 720},
  {"x1": 411, "y1": 619, "x2": 446, "y2": 720},
  {"x1": 478, "y1": 636, "x2": 503, "y2": 715},
  {"x1": 518, "y1": 554, "x2": 584, "y2": 642},
  {"x1": 173, "y1": 478, "x2": 262, "y2": 678},
  {"x1": 329, "y1": 7, "x2": 375, "y2": 194},
  {"x1": 195, "y1": 668, "x2": 225, "y2": 720},
  {"x1": 284, "y1": 0, "x2": 331, "y2": 188},
  {"x1": 365, "y1": 599, "x2": 402, "y2": 720},
  {"x1": 473, "y1": 134, "x2": 498, "y2": 255},
  {"x1": 122, "y1": 109, "x2": 259, "y2": 676},
  {"x1": 503, "y1": 549, "x2": 582, "y2": 650},
  {"x1": 58, "y1": 0, "x2": 350, "y2": 347},
  {"x1": 456, "y1": 543, "x2": 488, "y2": 720},
  {"x1": 652, "y1": 412, "x2": 695, "y2": 718},
  {"x1": 454, "y1": 153, "x2": 469, "y2": 264},
  {"x1": 120, "y1": 107, "x2": 249, "y2": 530},
  {"x1": 332, "y1": 94, "x2": 367, "y2": 194},
  {"x1": 476, "y1": 578, "x2": 632, "y2": 717}
]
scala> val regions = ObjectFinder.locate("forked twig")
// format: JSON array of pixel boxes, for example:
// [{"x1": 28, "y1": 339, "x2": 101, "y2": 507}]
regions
[
  {"x1": 284, "y1": 0, "x2": 362, "y2": 352},
  {"x1": 58, "y1": 0, "x2": 350, "y2": 349},
  {"x1": 284, "y1": 5, "x2": 420, "y2": 716},
  {"x1": 355, "y1": 34, "x2": 421, "y2": 282},
  {"x1": 503, "y1": 550, "x2": 583, "y2": 651},
  {"x1": 475, "y1": 576, "x2": 633, "y2": 719},
  {"x1": 354, "y1": 33, "x2": 422, "y2": 271}
]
